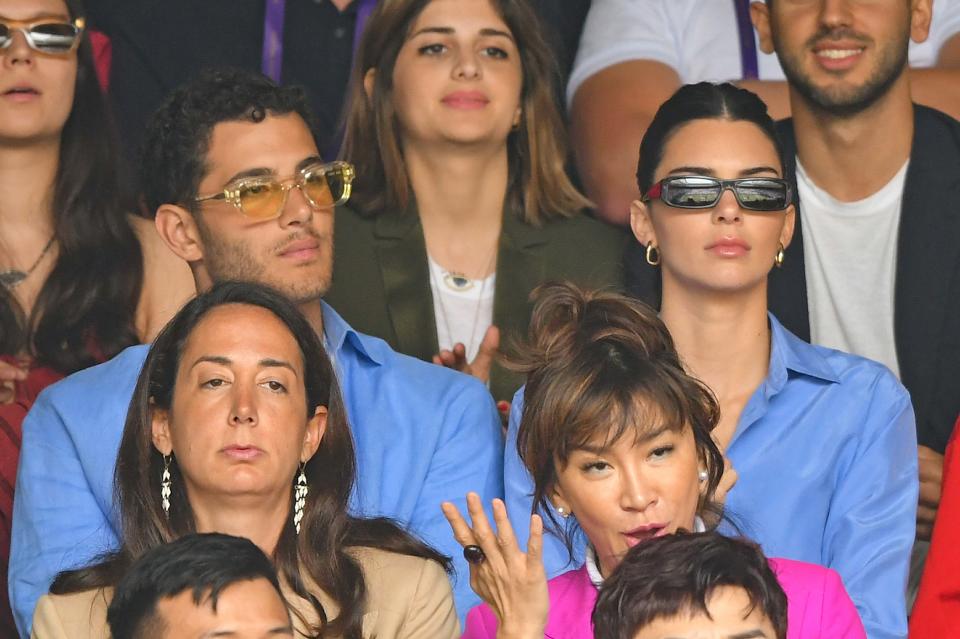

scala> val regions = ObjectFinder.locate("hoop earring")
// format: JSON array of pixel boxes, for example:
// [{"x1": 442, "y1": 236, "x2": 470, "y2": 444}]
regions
[
  {"x1": 293, "y1": 462, "x2": 308, "y2": 535},
  {"x1": 160, "y1": 455, "x2": 172, "y2": 518},
  {"x1": 774, "y1": 243, "x2": 785, "y2": 268},
  {"x1": 645, "y1": 243, "x2": 661, "y2": 266}
]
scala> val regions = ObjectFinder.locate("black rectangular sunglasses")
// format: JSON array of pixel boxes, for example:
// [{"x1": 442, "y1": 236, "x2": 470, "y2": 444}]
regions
[{"x1": 644, "y1": 175, "x2": 793, "y2": 212}]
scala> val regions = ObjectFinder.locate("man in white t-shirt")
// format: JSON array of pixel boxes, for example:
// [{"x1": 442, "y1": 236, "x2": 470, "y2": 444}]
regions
[
  {"x1": 569, "y1": 0, "x2": 960, "y2": 224},
  {"x1": 746, "y1": 0, "x2": 960, "y2": 549}
]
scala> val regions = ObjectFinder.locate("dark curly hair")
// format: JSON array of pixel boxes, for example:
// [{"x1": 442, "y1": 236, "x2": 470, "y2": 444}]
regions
[
  {"x1": 593, "y1": 532, "x2": 788, "y2": 639},
  {"x1": 509, "y1": 282, "x2": 725, "y2": 559},
  {"x1": 139, "y1": 67, "x2": 315, "y2": 215},
  {"x1": 0, "y1": 0, "x2": 143, "y2": 373}
]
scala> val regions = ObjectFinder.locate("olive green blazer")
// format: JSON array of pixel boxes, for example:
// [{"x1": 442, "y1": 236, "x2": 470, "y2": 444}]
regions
[{"x1": 326, "y1": 205, "x2": 628, "y2": 403}]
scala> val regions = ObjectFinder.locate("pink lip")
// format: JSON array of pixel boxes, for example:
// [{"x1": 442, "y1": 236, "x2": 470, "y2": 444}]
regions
[
  {"x1": 441, "y1": 90, "x2": 489, "y2": 109},
  {"x1": 705, "y1": 237, "x2": 750, "y2": 257},
  {"x1": 2, "y1": 84, "x2": 41, "y2": 102},
  {"x1": 221, "y1": 445, "x2": 264, "y2": 461},
  {"x1": 622, "y1": 523, "x2": 667, "y2": 547},
  {"x1": 279, "y1": 238, "x2": 320, "y2": 261}
]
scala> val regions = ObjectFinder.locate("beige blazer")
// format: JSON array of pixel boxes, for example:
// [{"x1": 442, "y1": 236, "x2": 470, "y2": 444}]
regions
[{"x1": 31, "y1": 547, "x2": 459, "y2": 638}]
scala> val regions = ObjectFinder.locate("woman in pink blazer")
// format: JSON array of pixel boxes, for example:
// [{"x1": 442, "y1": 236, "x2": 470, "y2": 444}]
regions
[{"x1": 443, "y1": 283, "x2": 864, "y2": 638}]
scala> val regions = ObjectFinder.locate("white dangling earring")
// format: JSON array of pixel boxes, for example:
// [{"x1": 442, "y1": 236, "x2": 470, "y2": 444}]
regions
[
  {"x1": 161, "y1": 455, "x2": 172, "y2": 518},
  {"x1": 293, "y1": 462, "x2": 308, "y2": 535}
]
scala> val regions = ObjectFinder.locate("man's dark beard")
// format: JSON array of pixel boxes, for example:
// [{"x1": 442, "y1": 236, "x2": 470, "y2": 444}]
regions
[{"x1": 775, "y1": 27, "x2": 910, "y2": 119}]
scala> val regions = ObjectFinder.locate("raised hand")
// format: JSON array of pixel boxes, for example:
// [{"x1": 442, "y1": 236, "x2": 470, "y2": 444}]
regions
[
  {"x1": 441, "y1": 493, "x2": 548, "y2": 639},
  {"x1": 432, "y1": 326, "x2": 500, "y2": 383}
]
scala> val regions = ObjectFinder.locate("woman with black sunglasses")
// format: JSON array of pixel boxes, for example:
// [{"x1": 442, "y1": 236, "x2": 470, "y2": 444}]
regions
[
  {"x1": 496, "y1": 83, "x2": 918, "y2": 638},
  {"x1": 0, "y1": 0, "x2": 193, "y2": 631}
]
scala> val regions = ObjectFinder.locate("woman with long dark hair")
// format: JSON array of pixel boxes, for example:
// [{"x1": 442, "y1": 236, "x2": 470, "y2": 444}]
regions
[
  {"x1": 0, "y1": 0, "x2": 191, "y2": 632},
  {"x1": 327, "y1": 0, "x2": 626, "y2": 406},
  {"x1": 32, "y1": 282, "x2": 458, "y2": 638}
]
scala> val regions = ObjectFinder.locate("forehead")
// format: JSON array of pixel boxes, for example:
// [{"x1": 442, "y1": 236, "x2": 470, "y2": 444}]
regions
[
  {"x1": 154, "y1": 578, "x2": 292, "y2": 638},
  {"x1": 656, "y1": 119, "x2": 782, "y2": 179},
  {"x1": 409, "y1": 0, "x2": 511, "y2": 35},
  {"x1": 181, "y1": 304, "x2": 303, "y2": 369},
  {"x1": 0, "y1": 0, "x2": 69, "y2": 20},
  {"x1": 634, "y1": 586, "x2": 774, "y2": 639},
  {"x1": 201, "y1": 113, "x2": 319, "y2": 186}
]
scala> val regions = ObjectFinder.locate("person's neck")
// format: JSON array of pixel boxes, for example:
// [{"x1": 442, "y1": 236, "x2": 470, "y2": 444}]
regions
[
  {"x1": 299, "y1": 300, "x2": 325, "y2": 338},
  {"x1": 658, "y1": 277, "x2": 771, "y2": 402},
  {"x1": 0, "y1": 139, "x2": 60, "y2": 238},
  {"x1": 791, "y1": 76, "x2": 914, "y2": 202},
  {"x1": 191, "y1": 491, "x2": 291, "y2": 557},
  {"x1": 404, "y1": 144, "x2": 508, "y2": 244}
]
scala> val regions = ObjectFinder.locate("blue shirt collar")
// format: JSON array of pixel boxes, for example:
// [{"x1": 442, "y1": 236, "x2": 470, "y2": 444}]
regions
[
  {"x1": 767, "y1": 312, "x2": 840, "y2": 388},
  {"x1": 321, "y1": 301, "x2": 383, "y2": 367}
]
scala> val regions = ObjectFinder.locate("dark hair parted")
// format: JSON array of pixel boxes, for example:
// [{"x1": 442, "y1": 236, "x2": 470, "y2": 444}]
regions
[
  {"x1": 341, "y1": 0, "x2": 591, "y2": 224},
  {"x1": 0, "y1": 0, "x2": 142, "y2": 373},
  {"x1": 636, "y1": 82, "x2": 786, "y2": 194},
  {"x1": 51, "y1": 282, "x2": 449, "y2": 639},
  {"x1": 107, "y1": 533, "x2": 287, "y2": 639},
  {"x1": 510, "y1": 282, "x2": 725, "y2": 555},
  {"x1": 139, "y1": 67, "x2": 314, "y2": 215},
  {"x1": 592, "y1": 532, "x2": 788, "y2": 639}
]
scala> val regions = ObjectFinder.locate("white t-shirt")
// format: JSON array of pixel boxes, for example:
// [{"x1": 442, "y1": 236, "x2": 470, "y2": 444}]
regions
[
  {"x1": 568, "y1": 0, "x2": 960, "y2": 105},
  {"x1": 797, "y1": 160, "x2": 908, "y2": 377},
  {"x1": 427, "y1": 255, "x2": 496, "y2": 362}
]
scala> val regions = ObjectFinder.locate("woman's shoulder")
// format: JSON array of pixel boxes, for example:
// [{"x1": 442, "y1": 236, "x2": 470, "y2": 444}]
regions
[
  {"x1": 128, "y1": 214, "x2": 196, "y2": 341},
  {"x1": 31, "y1": 588, "x2": 111, "y2": 639},
  {"x1": 346, "y1": 547, "x2": 459, "y2": 637},
  {"x1": 768, "y1": 558, "x2": 866, "y2": 638}
]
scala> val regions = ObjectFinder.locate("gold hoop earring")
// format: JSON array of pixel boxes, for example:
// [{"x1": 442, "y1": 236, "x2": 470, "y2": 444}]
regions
[
  {"x1": 645, "y1": 243, "x2": 661, "y2": 266},
  {"x1": 774, "y1": 243, "x2": 785, "y2": 268}
]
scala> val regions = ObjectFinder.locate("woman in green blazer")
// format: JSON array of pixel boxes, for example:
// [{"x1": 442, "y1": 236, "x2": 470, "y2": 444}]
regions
[{"x1": 328, "y1": 0, "x2": 626, "y2": 405}]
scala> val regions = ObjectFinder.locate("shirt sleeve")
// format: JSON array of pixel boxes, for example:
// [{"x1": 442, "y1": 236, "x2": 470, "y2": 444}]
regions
[
  {"x1": 566, "y1": 0, "x2": 680, "y2": 106},
  {"x1": 9, "y1": 391, "x2": 119, "y2": 637},
  {"x1": 820, "y1": 372, "x2": 917, "y2": 639},
  {"x1": 405, "y1": 378, "x2": 504, "y2": 621},
  {"x1": 503, "y1": 389, "x2": 584, "y2": 579}
]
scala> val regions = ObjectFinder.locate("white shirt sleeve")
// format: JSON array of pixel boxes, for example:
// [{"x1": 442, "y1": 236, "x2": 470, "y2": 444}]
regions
[{"x1": 567, "y1": 0, "x2": 685, "y2": 106}]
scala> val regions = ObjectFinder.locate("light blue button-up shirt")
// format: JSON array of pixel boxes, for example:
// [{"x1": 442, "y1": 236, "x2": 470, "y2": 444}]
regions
[
  {"x1": 10, "y1": 302, "x2": 504, "y2": 634},
  {"x1": 504, "y1": 314, "x2": 917, "y2": 639}
]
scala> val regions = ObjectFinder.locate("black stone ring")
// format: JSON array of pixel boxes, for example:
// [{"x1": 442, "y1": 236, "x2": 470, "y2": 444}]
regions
[{"x1": 463, "y1": 544, "x2": 486, "y2": 565}]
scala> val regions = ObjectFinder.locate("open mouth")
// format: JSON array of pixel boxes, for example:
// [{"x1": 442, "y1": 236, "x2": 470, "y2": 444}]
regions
[{"x1": 622, "y1": 524, "x2": 667, "y2": 547}]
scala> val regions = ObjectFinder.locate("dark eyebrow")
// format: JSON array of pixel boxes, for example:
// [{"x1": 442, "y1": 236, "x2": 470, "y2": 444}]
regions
[
  {"x1": 295, "y1": 155, "x2": 324, "y2": 173},
  {"x1": 730, "y1": 631, "x2": 769, "y2": 639},
  {"x1": 189, "y1": 355, "x2": 298, "y2": 377},
  {"x1": 224, "y1": 167, "x2": 274, "y2": 184},
  {"x1": 409, "y1": 26, "x2": 515, "y2": 42},
  {"x1": 665, "y1": 165, "x2": 781, "y2": 178},
  {"x1": 575, "y1": 424, "x2": 672, "y2": 455},
  {"x1": 200, "y1": 624, "x2": 294, "y2": 637}
]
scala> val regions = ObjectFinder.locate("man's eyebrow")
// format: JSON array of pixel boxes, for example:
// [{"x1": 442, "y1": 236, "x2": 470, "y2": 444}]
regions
[
  {"x1": 199, "y1": 624, "x2": 294, "y2": 638},
  {"x1": 666, "y1": 166, "x2": 716, "y2": 176},
  {"x1": 224, "y1": 167, "x2": 274, "y2": 184},
  {"x1": 739, "y1": 166, "x2": 781, "y2": 177},
  {"x1": 295, "y1": 155, "x2": 324, "y2": 173}
]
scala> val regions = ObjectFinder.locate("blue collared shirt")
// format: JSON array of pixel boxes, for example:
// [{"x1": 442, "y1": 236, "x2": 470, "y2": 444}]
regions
[
  {"x1": 504, "y1": 314, "x2": 917, "y2": 639},
  {"x1": 10, "y1": 302, "x2": 503, "y2": 634}
]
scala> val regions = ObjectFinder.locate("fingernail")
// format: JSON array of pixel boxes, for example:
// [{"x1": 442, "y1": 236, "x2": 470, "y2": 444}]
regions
[{"x1": 497, "y1": 401, "x2": 510, "y2": 412}]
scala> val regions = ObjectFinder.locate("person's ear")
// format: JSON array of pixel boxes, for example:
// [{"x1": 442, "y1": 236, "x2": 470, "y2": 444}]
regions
[
  {"x1": 155, "y1": 204, "x2": 205, "y2": 263},
  {"x1": 750, "y1": 1, "x2": 775, "y2": 55},
  {"x1": 549, "y1": 484, "x2": 573, "y2": 518},
  {"x1": 363, "y1": 68, "x2": 377, "y2": 101},
  {"x1": 780, "y1": 203, "x2": 796, "y2": 250},
  {"x1": 300, "y1": 405, "x2": 327, "y2": 463},
  {"x1": 909, "y1": 0, "x2": 933, "y2": 44},
  {"x1": 630, "y1": 199, "x2": 658, "y2": 247},
  {"x1": 151, "y1": 406, "x2": 173, "y2": 456}
]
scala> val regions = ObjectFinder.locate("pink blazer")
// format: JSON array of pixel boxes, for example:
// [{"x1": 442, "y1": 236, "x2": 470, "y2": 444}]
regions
[{"x1": 461, "y1": 557, "x2": 866, "y2": 639}]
